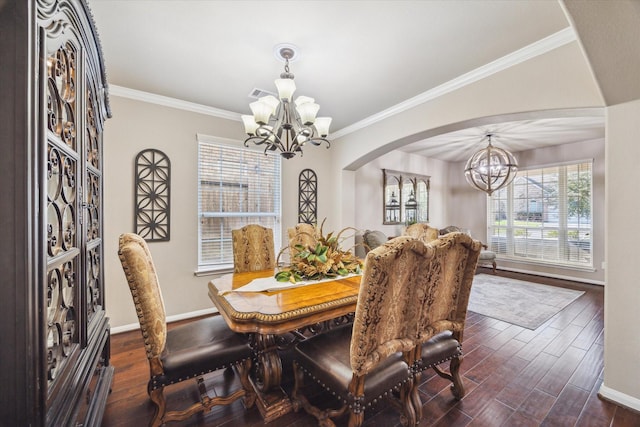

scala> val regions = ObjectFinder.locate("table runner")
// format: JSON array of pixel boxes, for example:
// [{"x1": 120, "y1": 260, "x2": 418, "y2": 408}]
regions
[{"x1": 226, "y1": 273, "x2": 361, "y2": 293}]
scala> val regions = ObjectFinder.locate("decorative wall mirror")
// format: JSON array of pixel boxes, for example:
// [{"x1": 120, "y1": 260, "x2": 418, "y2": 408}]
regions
[{"x1": 382, "y1": 169, "x2": 430, "y2": 225}]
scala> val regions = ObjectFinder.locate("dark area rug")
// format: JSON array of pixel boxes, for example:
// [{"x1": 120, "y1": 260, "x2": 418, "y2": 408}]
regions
[{"x1": 468, "y1": 274, "x2": 585, "y2": 329}]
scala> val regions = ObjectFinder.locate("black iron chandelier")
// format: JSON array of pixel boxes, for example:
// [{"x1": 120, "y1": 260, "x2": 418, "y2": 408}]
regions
[
  {"x1": 241, "y1": 45, "x2": 331, "y2": 159},
  {"x1": 464, "y1": 133, "x2": 518, "y2": 196}
]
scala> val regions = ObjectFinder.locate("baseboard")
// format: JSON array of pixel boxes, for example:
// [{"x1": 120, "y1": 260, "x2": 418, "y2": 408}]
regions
[
  {"x1": 493, "y1": 265, "x2": 605, "y2": 286},
  {"x1": 599, "y1": 383, "x2": 640, "y2": 413},
  {"x1": 111, "y1": 307, "x2": 219, "y2": 335}
]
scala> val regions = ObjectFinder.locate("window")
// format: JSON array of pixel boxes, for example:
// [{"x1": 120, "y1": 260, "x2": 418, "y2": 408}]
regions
[
  {"x1": 488, "y1": 160, "x2": 592, "y2": 269},
  {"x1": 197, "y1": 138, "x2": 281, "y2": 272}
]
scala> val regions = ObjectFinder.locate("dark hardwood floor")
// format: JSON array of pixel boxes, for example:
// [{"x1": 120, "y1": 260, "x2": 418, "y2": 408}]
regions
[{"x1": 102, "y1": 269, "x2": 640, "y2": 426}]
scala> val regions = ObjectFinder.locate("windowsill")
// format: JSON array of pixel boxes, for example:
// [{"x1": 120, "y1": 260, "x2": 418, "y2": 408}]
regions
[
  {"x1": 497, "y1": 256, "x2": 595, "y2": 272},
  {"x1": 194, "y1": 265, "x2": 234, "y2": 277}
]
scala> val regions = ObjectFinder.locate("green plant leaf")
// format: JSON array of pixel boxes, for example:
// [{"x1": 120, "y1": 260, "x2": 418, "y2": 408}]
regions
[{"x1": 275, "y1": 271, "x2": 291, "y2": 282}]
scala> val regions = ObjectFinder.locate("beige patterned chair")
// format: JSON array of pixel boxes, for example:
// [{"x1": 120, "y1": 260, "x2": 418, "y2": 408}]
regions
[
  {"x1": 232, "y1": 224, "x2": 276, "y2": 273},
  {"x1": 412, "y1": 232, "x2": 481, "y2": 415},
  {"x1": 405, "y1": 222, "x2": 440, "y2": 243},
  {"x1": 287, "y1": 222, "x2": 320, "y2": 258},
  {"x1": 118, "y1": 233, "x2": 255, "y2": 427},
  {"x1": 291, "y1": 236, "x2": 431, "y2": 427},
  {"x1": 440, "y1": 225, "x2": 496, "y2": 273}
]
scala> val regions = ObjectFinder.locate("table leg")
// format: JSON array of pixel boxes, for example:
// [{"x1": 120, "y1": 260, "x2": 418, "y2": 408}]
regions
[
  {"x1": 251, "y1": 333, "x2": 293, "y2": 422},
  {"x1": 254, "y1": 333, "x2": 282, "y2": 392}
]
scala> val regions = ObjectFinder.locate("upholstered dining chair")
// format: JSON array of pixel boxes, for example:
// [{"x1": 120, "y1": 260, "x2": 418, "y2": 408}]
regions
[
  {"x1": 291, "y1": 236, "x2": 432, "y2": 427},
  {"x1": 232, "y1": 224, "x2": 276, "y2": 273},
  {"x1": 287, "y1": 222, "x2": 320, "y2": 258},
  {"x1": 118, "y1": 233, "x2": 256, "y2": 427},
  {"x1": 440, "y1": 225, "x2": 496, "y2": 273},
  {"x1": 411, "y1": 232, "x2": 481, "y2": 414},
  {"x1": 405, "y1": 222, "x2": 440, "y2": 243}
]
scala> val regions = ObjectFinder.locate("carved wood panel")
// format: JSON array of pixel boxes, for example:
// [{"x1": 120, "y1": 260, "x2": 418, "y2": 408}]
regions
[{"x1": 46, "y1": 39, "x2": 81, "y2": 386}]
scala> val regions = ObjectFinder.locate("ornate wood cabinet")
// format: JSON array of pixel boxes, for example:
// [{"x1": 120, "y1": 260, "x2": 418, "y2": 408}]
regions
[{"x1": 0, "y1": 1, "x2": 112, "y2": 425}]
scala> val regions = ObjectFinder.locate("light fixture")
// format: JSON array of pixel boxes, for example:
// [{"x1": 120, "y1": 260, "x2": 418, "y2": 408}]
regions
[
  {"x1": 385, "y1": 191, "x2": 400, "y2": 223},
  {"x1": 242, "y1": 44, "x2": 331, "y2": 159},
  {"x1": 404, "y1": 190, "x2": 418, "y2": 225},
  {"x1": 464, "y1": 133, "x2": 518, "y2": 196}
]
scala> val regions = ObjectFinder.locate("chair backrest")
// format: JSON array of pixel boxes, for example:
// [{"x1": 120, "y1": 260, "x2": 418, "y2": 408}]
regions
[
  {"x1": 232, "y1": 224, "x2": 276, "y2": 273},
  {"x1": 117, "y1": 233, "x2": 167, "y2": 360},
  {"x1": 349, "y1": 236, "x2": 432, "y2": 376},
  {"x1": 416, "y1": 232, "x2": 481, "y2": 344},
  {"x1": 288, "y1": 223, "x2": 320, "y2": 258},
  {"x1": 405, "y1": 223, "x2": 440, "y2": 243},
  {"x1": 439, "y1": 225, "x2": 463, "y2": 235}
]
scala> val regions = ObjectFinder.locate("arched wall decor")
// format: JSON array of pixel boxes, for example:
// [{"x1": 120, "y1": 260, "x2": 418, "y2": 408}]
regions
[
  {"x1": 383, "y1": 169, "x2": 430, "y2": 225},
  {"x1": 135, "y1": 149, "x2": 171, "y2": 241},
  {"x1": 298, "y1": 169, "x2": 318, "y2": 224}
]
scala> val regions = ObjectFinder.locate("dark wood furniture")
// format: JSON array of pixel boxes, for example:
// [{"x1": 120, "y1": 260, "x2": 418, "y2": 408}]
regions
[
  {"x1": 208, "y1": 269, "x2": 361, "y2": 422},
  {"x1": 0, "y1": 1, "x2": 112, "y2": 425}
]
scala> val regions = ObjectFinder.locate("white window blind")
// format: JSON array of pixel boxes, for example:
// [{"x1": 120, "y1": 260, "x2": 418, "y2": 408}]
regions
[
  {"x1": 488, "y1": 160, "x2": 592, "y2": 269},
  {"x1": 197, "y1": 140, "x2": 281, "y2": 270}
]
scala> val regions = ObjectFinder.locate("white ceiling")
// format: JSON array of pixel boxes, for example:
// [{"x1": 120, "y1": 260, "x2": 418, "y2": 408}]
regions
[{"x1": 88, "y1": 0, "x2": 606, "y2": 162}]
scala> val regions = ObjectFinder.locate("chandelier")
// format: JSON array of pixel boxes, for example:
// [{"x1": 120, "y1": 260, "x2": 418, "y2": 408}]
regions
[
  {"x1": 241, "y1": 45, "x2": 331, "y2": 159},
  {"x1": 464, "y1": 133, "x2": 518, "y2": 195}
]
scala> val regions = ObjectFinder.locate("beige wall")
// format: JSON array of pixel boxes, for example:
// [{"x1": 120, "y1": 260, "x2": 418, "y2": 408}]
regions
[
  {"x1": 353, "y1": 151, "x2": 449, "y2": 237},
  {"x1": 104, "y1": 96, "x2": 332, "y2": 330},
  {"x1": 601, "y1": 99, "x2": 640, "y2": 407}
]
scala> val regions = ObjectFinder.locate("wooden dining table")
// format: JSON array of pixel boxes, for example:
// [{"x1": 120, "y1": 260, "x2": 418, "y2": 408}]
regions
[{"x1": 208, "y1": 269, "x2": 361, "y2": 422}]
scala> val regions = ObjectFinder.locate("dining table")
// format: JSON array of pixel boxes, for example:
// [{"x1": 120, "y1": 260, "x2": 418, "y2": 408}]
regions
[{"x1": 208, "y1": 268, "x2": 362, "y2": 422}]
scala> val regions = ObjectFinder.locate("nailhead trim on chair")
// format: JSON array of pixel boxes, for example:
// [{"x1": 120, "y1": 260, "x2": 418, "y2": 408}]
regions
[
  {"x1": 414, "y1": 343, "x2": 463, "y2": 373},
  {"x1": 296, "y1": 363, "x2": 412, "y2": 410},
  {"x1": 150, "y1": 356, "x2": 251, "y2": 390}
]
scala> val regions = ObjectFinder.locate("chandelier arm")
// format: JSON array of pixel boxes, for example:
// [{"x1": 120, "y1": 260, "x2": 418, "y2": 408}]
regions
[{"x1": 305, "y1": 137, "x2": 331, "y2": 148}]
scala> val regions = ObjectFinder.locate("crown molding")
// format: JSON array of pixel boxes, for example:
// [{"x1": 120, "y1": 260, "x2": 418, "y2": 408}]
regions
[
  {"x1": 331, "y1": 27, "x2": 577, "y2": 139},
  {"x1": 108, "y1": 28, "x2": 577, "y2": 137},
  {"x1": 108, "y1": 84, "x2": 242, "y2": 121}
]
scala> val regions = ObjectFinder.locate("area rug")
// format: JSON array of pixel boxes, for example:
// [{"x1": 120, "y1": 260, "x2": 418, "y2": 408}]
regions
[{"x1": 468, "y1": 274, "x2": 585, "y2": 330}]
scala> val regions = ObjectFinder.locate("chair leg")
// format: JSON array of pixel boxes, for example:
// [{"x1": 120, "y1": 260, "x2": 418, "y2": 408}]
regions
[
  {"x1": 431, "y1": 356, "x2": 465, "y2": 401},
  {"x1": 398, "y1": 379, "x2": 418, "y2": 427},
  {"x1": 148, "y1": 388, "x2": 166, "y2": 427},
  {"x1": 449, "y1": 356, "x2": 465, "y2": 400},
  {"x1": 409, "y1": 373, "x2": 423, "y2": 424},
  {"x1": 292, "y1": 361, "x2": 345, "y2": 427},
  {"x1": 348, "y1": 411, "x2": 364, "y2": 427},
  {"x1": 237, "y1": 358, "x2": 256, "y2": 408},
  {"x1": 492, "y1": 260, "x2": 497, "y2": 274}
]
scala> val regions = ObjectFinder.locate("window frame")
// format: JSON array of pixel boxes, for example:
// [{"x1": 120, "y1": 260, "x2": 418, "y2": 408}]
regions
[
  {"x1": 196, "y1": 135, "x2": 282, "y2": 275},
  {"x1": 487, "y1": 159, "x2": 594, "y2": 271}
]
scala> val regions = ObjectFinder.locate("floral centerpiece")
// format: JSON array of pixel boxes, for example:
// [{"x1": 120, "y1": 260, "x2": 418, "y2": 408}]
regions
[{"x1": 275, "y1": 220, "x2": 363, "y2": 283}]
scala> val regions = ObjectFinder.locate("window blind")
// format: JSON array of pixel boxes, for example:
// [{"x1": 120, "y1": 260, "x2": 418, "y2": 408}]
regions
[
  {"x1": 197, "y1": 140, "x2": 281, "y2": 270},
  {"x1": 488, "y1": 160, "x2": 592, "y2": 268}
]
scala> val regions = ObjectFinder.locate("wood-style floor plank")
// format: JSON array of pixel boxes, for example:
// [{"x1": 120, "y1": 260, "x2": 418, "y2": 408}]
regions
[{"x1": 102, "y1": 268, "x2": 640, "y2": 426}]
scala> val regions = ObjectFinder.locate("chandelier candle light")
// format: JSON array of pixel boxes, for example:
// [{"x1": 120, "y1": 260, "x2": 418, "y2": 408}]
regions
[
  {"x1": 464, "y1": 133, "x2": 518, "y2": 195},
  {"x1": 242, "y1": 45, "x2": 332, "y2": 159}
]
